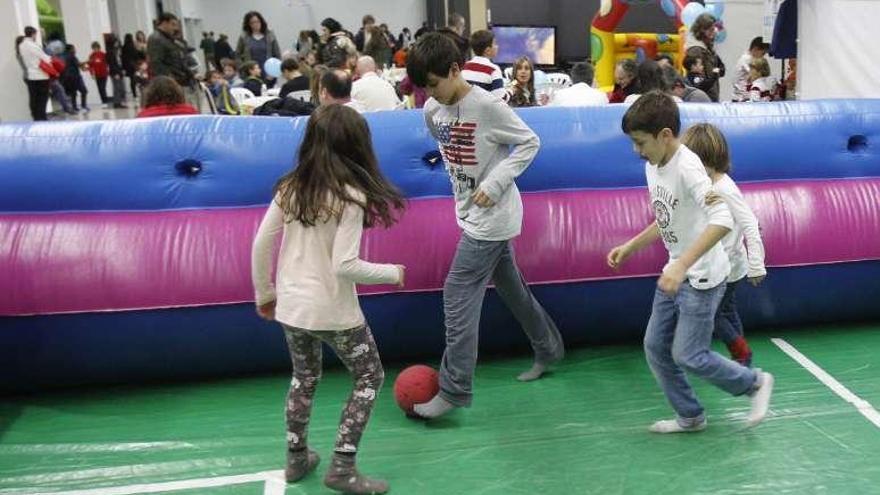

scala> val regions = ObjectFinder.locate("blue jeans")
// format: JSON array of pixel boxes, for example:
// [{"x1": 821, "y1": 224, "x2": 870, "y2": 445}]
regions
[
  {"x1": 713, "y1": 279, "x2": 743, "y2": 345},
  {"x1": 644, "y1": 282, "x2": 757, "y2": 421}
]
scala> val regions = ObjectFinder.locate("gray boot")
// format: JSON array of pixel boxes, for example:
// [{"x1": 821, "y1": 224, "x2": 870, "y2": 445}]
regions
[
  {"x1": 285, "y1": 448, "x2": 320, "y2": 483},
  {"x1": 324, "y1": 453, "x2": 389, "y2": 494}
]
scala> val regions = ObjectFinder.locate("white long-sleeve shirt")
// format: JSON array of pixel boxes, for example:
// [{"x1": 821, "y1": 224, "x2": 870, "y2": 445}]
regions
[
  {"x1": 351, "y1": 72, "x2": 401, "y2": 112},
  {"x1": 18, "y1": 38, "x2": 51, "y2": 81},
  {"x1": 713, "y1": 174, "x2": 766, "y2": 282},
  {"x1": 548, "y1": 83, "x2": 608, "y2": 107},
  {"x1": 251, "y1": 190, "x2": 400, "y2": 331},
  {"x1": 645, "y1": 144, "x2": 733, "y2": 289},
  {"x1": 423, "y1": 86, "x2": 540, "y2": 241}
]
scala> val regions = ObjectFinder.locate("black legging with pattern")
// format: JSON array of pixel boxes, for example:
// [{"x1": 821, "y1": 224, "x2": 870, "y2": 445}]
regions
[{"x1": 282, "y1": 324, "x2": 384, "y2": 454}]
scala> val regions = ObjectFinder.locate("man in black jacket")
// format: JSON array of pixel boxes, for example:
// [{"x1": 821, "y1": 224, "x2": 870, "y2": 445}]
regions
[{"x1": 147, "y1": 13, "x2": 192, "y2": 87}]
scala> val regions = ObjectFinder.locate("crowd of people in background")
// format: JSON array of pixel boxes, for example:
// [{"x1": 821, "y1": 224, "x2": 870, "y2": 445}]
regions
[{"x1": 13, "y1": 9, "x2": 796, "y2": 122}]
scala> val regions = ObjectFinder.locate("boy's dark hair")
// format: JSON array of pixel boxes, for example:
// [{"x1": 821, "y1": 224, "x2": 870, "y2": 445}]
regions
[
  {"x1": 24, "y1": 26, "x2": 37, "y2": 37},
  {"x1": 321, "y1": 17, "x2": 343, "y2": 34},
  {"x1": 621, "y1": 90, "x2": 680, "y2": 137},
  {"x1": 362, "y1": 14, "x2": 375, "y2": 26},
  {"x1": 683, "y1": 51, "x2": 703, "y2": 72},
  {"x1": 143, "y1": 75, "x2": 186, "y2": 107},
  {"x1": 569, "y1": 62, "x2": 594, "y2": 85},
  {"x1": 320, "y1": 69, "x2": 352, "y2": 99},
  {"x1": 749, "y1": 36, "x2": 769, "y2": 51},
  {"x1": 406, "y1": 32, "x2": 462, "y2": 87},
  {"x1": 469, "y1": 30, "x2": 494, "y2": 57},
  {"x1": 240, "y1": 60, "x2": 259, "y2": 78},
  {"x1": 274, "y1": 104, "x2": 404, "y2": 228},
  {"x1": 682, "y1": 123, "x2": 730, "y2": 174},
  {"x1": 157, "y1": 12, "x2": 178, "y2": 24},
  {"x1": 91, "y1": 41, "x2": 101, "y2": 49},
  {"x1": 635, "y1": 60, "x2": 667, "y2": 93},
  {"x1": 661, "y1": 65, "x2": 686, "y2": 89},
  {"x1": 281, "y1": 58, "x2": 299, "y2": 72}
]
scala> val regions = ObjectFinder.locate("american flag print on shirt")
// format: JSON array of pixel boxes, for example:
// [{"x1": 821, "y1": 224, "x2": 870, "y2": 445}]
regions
[{"x1": 437, "y1": 121, "x2": 478, "y2": 166}]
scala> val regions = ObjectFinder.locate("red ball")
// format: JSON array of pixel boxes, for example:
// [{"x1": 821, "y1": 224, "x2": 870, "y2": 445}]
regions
[{"x1": 393, "y1": 365, "x2": 439, "y2": 415}]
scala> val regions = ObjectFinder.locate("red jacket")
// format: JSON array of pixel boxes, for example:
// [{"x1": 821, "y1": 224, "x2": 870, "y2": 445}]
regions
[
  {"x1": 88, "y1": 51, "x2": 109, "y2": 78},
  {"x1": 137, "y1": 103, "x2": 199, "y2": 118}
]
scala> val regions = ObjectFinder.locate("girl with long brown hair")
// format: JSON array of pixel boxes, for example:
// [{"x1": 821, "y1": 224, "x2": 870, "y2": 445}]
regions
[
  {"x1": 506, "y1": 56, "x2": 537, "y2": 107},
  {"x1": 251, "y1": 104, "x2": 405, "y2": 494}
]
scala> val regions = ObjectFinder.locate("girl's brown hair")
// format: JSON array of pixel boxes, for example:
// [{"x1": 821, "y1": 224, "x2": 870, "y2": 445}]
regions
[
  {"x1": 681, "y1": 123, "x2": 730, "y2": 174},
  {"x1": 510, "y1": 56, "x2": 536, "y2": 107},
  {"x1": 274, "y1": 104, "x2": 405, "y2": 228},
  {"x1": 142, "y1": 76, "x2": 185, "y2": 107}
]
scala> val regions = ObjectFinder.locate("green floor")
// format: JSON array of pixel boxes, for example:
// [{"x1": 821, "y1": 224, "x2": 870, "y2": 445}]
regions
[{"x1": 2, "y1": 324, "x2": 880, "y2": 494}]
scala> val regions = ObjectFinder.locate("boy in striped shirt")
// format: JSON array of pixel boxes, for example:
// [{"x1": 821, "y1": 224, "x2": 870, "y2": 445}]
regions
[{"x1": 462, "y1": 30, "x2": 507, "y2": 100}]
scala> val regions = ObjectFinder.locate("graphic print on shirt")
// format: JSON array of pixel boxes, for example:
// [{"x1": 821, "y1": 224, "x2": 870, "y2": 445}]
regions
[
  {"x1": 651, "y1": 184, "x2": 679, "y2": 244},
  {"x1": 436, "y1": 120, "x2": 478, "y2": 194}
]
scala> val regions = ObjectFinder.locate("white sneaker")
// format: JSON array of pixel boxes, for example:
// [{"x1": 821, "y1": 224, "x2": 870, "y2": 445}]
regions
[
  {"x1": 747, "y1": 371, "x2": 774, "y2": 427},
  {"x1": 649, "y1": 418, "x2": 707, "y2": 433}
]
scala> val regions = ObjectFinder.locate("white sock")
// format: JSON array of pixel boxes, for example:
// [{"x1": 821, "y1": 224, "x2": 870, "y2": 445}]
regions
[
  {"x1": 517, "y1": 362, "x2": 549, "y2": 382},
  {"x1": 649, "y1": 417, "x2": 707, "y2": 433},
  {"x1": 412, "y1": 394, "x2": 456, "y2": 419}
]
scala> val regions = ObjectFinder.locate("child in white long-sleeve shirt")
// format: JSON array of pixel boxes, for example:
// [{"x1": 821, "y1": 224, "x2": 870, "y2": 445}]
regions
[
  {"x1": 251, "y1": 104, "x2": 404, "y2": 494},
  {"x1": 682, "y1": 123, "x2": 766, "y2": 367},
  {"x1": 405, "y1": 33, "x2": 564, "y2": 419}
]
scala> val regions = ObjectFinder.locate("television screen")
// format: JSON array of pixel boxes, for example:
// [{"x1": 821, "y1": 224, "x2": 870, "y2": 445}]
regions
[{"x1": 492, "y1": 25, "x2": 556, "y2": 66}]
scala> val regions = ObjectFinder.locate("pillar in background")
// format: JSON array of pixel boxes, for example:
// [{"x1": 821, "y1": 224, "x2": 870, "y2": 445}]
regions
[{"x1": 110, "y1": 0, "x2": 156, "y2": 38}]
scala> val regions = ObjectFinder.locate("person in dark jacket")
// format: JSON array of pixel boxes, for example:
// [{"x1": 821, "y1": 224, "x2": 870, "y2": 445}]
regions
[
  {"x1": 353, "y1": 14, "x2": 375, "y2": 52},
  {"x1": 436, "y1": 13, "x2": 469, "y2": 61},
  {"x1": 213, "y1": 34, "x2": 234, "y2": 72},
  {"x1": 60, "y1": 43, "x2": 89, "y2": 112},
  {"x1": 121, "y1": 33, "x2": 143, "y2": 98},
  {"x1": 105, "y1": 33, "x2": 127, "y2": 108},
  {"x1": 147, "y1": 12, "x2": 193, "y2": 87}
]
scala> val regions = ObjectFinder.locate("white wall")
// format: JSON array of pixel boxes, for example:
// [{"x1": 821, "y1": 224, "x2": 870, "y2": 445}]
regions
[
  {"x1": 112, "y1": 0, "x2": 157, "y2": 39},
  {"x1": 799, "y1": 0, "x2": 880, "y2": 99},
  {"x1": 711, "y1": 0, "x2": 783, "y2": 102},
  {"x1": 179, "y1": 0, "x2": 425, "y2": 54}
]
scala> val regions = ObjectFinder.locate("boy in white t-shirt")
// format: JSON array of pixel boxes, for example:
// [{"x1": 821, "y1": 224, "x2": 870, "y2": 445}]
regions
[{"x1": 607, "y1": 91, "x2": 773, "y2": 433}]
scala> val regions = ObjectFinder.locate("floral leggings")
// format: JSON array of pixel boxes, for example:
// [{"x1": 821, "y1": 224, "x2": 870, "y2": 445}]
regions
[{"x1": 282, "y1": 324, "x2": 384, "y2": 454}]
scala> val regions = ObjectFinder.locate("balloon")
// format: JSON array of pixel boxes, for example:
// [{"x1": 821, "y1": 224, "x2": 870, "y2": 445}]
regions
[
  {"x1": 263, "y1": 57, "x2": 282, "y2": 78},
  {"x1": 715, "y1": 28, "x2": 727, "y2": 44},
  {"x1": 660, "y1": 0, "x2": 677, "y2": 17},
  {"x1": 681, "y1": 2, "x2": 707, "y2": 28},
  {"x1": 705, "y1": 0, "x2": 725, "y2": 19}
]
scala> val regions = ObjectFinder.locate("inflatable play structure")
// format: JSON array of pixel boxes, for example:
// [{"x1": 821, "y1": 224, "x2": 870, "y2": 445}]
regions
[
  {"x1": 591, "y1": 0, "x2": 727, "y2": 91},
  {"x1": 1, "y1": 100, "x2": 879, "y2": 393}
]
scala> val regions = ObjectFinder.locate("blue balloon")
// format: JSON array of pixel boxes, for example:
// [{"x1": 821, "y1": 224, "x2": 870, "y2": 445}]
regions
[
  {"x1": 715, "y1": 28, "x2": 727, "y2": 44},
  {"x1": 705, "y1": 0, "x2": 725, "y2": 19},
  {"x1": 264, "y1": 57, "x2": 282, "y2": 78},
  {"x1": 681, "y1": 2, "x2": 707, "y2": 28},
  {"x1": 660, "y1": 0, "x2": 677, "y2": 16}
]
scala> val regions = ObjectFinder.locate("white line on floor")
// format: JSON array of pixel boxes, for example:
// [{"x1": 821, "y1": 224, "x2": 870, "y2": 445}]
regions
[
  {"x1": 772, "y1": 337, "x2": 880, "y2": 429},
  {"x1": 30, "y1": 470, "x2": 285, "y2": 495}
]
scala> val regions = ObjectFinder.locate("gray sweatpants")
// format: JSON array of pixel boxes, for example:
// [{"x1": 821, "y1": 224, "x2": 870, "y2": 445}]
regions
[{"x1": 439, "y1": 234, "x2": 565, "y2": 406}]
